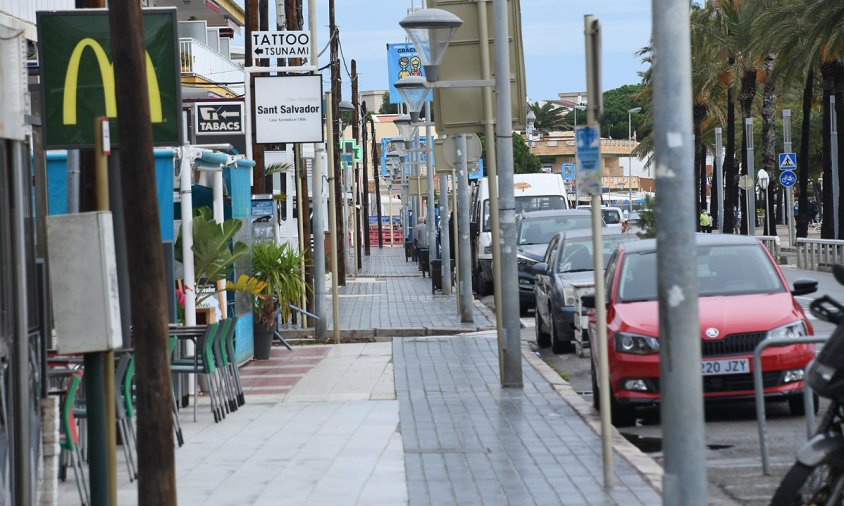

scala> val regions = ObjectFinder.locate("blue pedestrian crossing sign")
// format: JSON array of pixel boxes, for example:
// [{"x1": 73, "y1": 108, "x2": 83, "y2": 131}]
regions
[
  {"x1": 780, "y1": 170, "x2": 797, "y2": 187},
  {"x1": 779, "y1": 152, "x2": 797, "y2": 170},
  {"x1": 575, "y1": 125, "x2": 601, "y2": 196}
]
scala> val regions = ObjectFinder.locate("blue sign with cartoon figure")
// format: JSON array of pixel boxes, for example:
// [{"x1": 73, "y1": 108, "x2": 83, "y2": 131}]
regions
[{"x1": 386, "y1": 43, "x2": 432, "y2": 104}]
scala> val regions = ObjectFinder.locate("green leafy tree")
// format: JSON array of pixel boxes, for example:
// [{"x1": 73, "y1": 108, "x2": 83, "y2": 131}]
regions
[
  {"x1": 378, "y1": 91, "x2": 399, "y2": 114},
  {"x1": 527, "y1": 101, "x2": 568, "y2": 133},
  {"x1": 601, "y1": 84, "x2": 648, "y2": 140},
  {"x1": 512, "y1": 133, "x2": 541, "y2": 174}
]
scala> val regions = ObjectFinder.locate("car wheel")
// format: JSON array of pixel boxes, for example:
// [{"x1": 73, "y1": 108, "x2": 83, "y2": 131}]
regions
[
  {"x1": 788, "y1": 392, "x2": 819, "y2": 416},
  {"x1": 592, "y1": 362, "x2": 636, "y2": 427},
  {"x1": 535, "y1": 306, "x2": 550, "y2": 348},
  {"x1": 551, "y1": 312, "x2": 575, "y2": 354}
]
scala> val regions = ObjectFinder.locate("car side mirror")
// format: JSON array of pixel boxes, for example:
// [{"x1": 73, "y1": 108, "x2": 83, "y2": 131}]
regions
[
  {"x1": 792, "y1": 279, "x2": 818, "y2": 296},
  {"x1": 531, "y1": 262, "x2": 549, "y2": 275},
  {"x1": 581, "y1": 294, "x2": 596, "y2": 308}
]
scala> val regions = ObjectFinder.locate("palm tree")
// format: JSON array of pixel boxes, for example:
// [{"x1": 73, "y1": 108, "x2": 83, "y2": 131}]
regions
[{"x1": 527, "y1": 101, "x2": 569, "y2": 134}]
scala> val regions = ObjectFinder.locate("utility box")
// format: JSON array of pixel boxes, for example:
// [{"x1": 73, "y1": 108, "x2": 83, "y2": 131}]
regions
[{"x1": 47, "y1": 212, "x2": 123, "y2": 353}]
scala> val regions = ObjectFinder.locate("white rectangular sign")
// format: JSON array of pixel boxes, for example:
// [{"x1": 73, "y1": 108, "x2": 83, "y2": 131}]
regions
[
  {"x1": 250, "y1": 30, "x2": 311, "y2": 61},
  {"x1": 254, "y1": 75, "x2": 323, "y2": 144}
]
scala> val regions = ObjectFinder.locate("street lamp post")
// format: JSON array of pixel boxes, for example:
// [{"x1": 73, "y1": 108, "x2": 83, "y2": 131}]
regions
[{"x1": 627, "y1": 107, "x2": 642, "y2": 215}]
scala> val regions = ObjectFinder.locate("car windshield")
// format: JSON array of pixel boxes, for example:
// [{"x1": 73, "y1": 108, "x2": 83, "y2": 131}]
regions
[
  {"x1": 558, "y1": 236, "x2": 636, "y2": 273},
  {"x1": 603, "y1": 210, "x2": 622, "y2": 224},
  {"x1": 484, "y1": 195, "x2": 567, "y2": 231},
  {"x1": 518, "y1": 215, "x2": 591, "y2": 245},
  {"x1": 618, "y1": 244, "x2": 786, "y2": 302}
]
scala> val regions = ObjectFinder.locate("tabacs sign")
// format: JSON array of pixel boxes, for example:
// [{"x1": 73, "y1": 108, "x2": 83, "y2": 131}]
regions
[
  {"x1": 195, "y1": 102, "x2": 243, "y2": 135},
  {"x1": 250, "y1": 31, "x2": 311, "y2": 61},
  {"x1": 36, "y1": 8, "x2": 182, "y2": 148}
]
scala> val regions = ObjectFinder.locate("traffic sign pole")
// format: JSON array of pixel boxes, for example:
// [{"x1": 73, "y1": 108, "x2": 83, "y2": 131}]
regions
[{"x1": 782, "y1": 110, "x2": 796, "y2": 246}]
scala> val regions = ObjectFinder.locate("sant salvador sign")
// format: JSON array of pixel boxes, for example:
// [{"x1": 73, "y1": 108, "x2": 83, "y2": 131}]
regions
[{"x1": 37, "y1": 8, "x2": 182, "y2": 148}]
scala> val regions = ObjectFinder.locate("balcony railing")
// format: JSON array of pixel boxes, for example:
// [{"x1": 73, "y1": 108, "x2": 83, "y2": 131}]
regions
[{"x1": 179, "y1": 37, "x2": 243, "y2": 95}]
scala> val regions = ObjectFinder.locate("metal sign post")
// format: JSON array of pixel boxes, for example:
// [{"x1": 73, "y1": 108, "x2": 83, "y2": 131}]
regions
[
  {"x1": 581, "y1": 15, "x2": 612, "y2": 489},
  {"x1": 783, "y1": 110, "x2": 796, "y2": 246},
  {"x1": 715, "y1": 127, "x2": 723, "y2": 232}
]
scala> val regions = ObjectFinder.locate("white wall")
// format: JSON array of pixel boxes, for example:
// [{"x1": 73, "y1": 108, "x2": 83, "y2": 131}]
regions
[{"x1": 1, "y1": 0, "x2": 74, "y2": 40}]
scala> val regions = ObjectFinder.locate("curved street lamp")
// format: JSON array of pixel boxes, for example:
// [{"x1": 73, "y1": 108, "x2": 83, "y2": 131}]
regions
[
  {"x1": 393, "y1": 114, "x2": 418, "y2": 143},
  {"x1": 399, "y1": 8, "x2": 463, "y2": 82}
]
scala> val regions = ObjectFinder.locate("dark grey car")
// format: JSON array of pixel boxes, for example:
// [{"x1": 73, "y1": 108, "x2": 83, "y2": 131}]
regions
[
  {"x1": 516, "y1": 209, "x2": 593, "y2": 314},
  {"x1": 533, "y1": 229, "x2": 639, "y2": 353}
]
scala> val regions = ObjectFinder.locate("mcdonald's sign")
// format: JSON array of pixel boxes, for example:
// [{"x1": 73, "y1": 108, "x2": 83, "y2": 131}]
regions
[{"x1": 37, "y1": 9, "x2": 182, "y2": 148}]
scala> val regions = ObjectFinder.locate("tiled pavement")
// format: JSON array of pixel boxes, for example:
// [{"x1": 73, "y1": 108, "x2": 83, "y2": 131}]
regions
[
  {"x1": 394, "y1": 336, "x2": 661, "y2": 505},
  {"x1": 238, "y1": 345, "x2": 332, "y2": 402},
  {"x1": 328, "y1": 248, "x2": 495, "y2": 331}
]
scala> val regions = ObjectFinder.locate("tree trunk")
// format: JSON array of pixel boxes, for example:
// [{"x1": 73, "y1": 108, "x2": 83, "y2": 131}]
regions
[
  {"x1": 739, "y1": 69, "x2": 758, "y2": 235},
  {"x1": 821, "y1": 62, "x2": 835, "y2": 239},
  {"x1": 761, "y1": 57, "x2": 778, "y2": 237},
  {"x1": 723, "y1": 85, "x2": 738, "y2": 234},
  {"x1": 833, "y1": 61, "x2": 844, "y2": 239},
  {"x1": 798, "y1": 69, "x2": 814, "y2": 238},
  {"x1": 694, "y1": 104, "x2": 707, "y2": 214}
]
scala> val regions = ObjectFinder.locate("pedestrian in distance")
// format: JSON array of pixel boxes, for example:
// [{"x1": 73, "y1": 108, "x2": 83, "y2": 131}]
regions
[
  {"x1": 704, "y1": 210, "x2": 713, "y2": 233},
  {"x1": 415, "y1": 216, "x2": 429, "y2": 250},
  {"x1": 699, "y1": 208, "x2": 710, "y2": 233}
]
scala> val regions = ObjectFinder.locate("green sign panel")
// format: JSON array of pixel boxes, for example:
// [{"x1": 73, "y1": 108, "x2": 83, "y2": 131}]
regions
[
  {"x1": 37, "y1": 8, "x2": 183, "y2": 148},
  {"x1": 340, "y1": 140, "x2": 362, "y2": 163}
]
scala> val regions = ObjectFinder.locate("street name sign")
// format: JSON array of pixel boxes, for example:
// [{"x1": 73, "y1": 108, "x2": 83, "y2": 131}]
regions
[
  {"x1": 195, "y1": 102, "x2": 243, "y2": 135},
  {"x1": 254, "y1": 75, "x2": 323, "y2": 144},
  {"x1": 575, "y1": 125, "x2": 601, "y2": 196},
  {"x1": 37, "y1": 8, "x2": 182, "y2": 148},
  {"x1": 779, "y1": 152, "x2": 797, "y2": 170},
  {"x1": 250, "y1": 31, "x2": 311, "y2": 61},
  {"x1": 780, "y1": 170, "x2": 797, "y2": 187}
]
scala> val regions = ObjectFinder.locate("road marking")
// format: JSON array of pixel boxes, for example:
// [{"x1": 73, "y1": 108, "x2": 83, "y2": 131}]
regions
[{"x1": 520, "y1": 317, "x2": 535, "y2": 328}]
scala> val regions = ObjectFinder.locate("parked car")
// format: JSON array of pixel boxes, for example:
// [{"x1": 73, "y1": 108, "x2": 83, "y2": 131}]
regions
[
  {"x1": 585, "y1": 234, "x2": 818, "y2": 426},
  {"x1": 532, "y1": 229, "x2": 639, "y2": 353},
  {"x1": 578, "y1": 205, "x2": 625, "y2": 232},
  {"x1": 516, "y1": 209, "x2": 592, "y2": 314}
]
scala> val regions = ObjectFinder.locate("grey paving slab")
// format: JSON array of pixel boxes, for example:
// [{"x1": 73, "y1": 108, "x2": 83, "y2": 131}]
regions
[
  {"x1": 393, "y1": 335, "x2": 661, "y2": 506},
  {"x1": 326, "y1": 248, "x2": 493, "y2": 331}
]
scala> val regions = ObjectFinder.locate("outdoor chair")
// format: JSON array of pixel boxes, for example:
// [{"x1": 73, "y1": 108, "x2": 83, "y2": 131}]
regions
[
  {"x1": 223, "y1": 316, "x2": 246, "y2": 406},
  {"x1": 114, "y1": 353, "x2": 137, "y2": 481},
  {"x1": 59, "y1": 371, "x2": 89, "y2": 506},
  {"x1": 170, "y1": 322, "x2": 227, "y2": 422}
]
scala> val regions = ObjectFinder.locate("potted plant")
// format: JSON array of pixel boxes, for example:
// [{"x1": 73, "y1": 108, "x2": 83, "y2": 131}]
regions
[{"x1": 250, "y1": 240, "x2": 307, "y2": 359}]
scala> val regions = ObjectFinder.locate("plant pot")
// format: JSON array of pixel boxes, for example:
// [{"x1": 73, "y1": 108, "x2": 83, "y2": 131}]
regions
[{"x1": 253, "y1": 319, "x2": 274, "y2": 360}]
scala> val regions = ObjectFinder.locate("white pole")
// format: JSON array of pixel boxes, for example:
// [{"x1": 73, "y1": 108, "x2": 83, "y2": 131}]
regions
[
  {"x1": 715, "y1": 127, "x2": 723, "y2": 232},
  {"x1": 180, "y1": 149, "x2": 196, "y2": 327},
  {"x1": 212, "y1": 169, "x2": 226, "y2": 319},
  {"x1": 783, "y1": 110, "x2": 795, "y2": 246}
]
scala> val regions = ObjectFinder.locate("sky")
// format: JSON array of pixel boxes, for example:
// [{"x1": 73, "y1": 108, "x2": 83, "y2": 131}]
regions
[{"x1": 236, "y1": 1, "x2": 653, "y2": 102}]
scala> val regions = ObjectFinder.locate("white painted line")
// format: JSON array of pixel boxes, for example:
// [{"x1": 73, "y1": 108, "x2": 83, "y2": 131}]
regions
[{"x1": 520, "y1": 317, "x2": 535, "y2": 328}]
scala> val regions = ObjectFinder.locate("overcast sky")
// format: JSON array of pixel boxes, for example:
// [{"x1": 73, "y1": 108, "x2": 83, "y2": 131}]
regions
[{"x1": 236, "y1": 1, "x2": 652, "y2": 101}]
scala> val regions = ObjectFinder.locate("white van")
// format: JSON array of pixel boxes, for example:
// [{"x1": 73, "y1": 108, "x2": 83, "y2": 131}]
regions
[
  {"x1": 576, "y1": 205, "x2": 625, "y2": 232},
  {"x1": 470, "y1": 173, "x2": 569, "y2": 295}
]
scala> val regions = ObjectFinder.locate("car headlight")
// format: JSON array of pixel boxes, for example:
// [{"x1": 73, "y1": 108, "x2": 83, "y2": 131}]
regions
[
  {"x1": 615, "y1": 332, "x2": 660, "y2": 355},
  {"x1": 766, "y1": 321, "x2": 807, "y2": 340},
  {"x1": 563, "y1": 285, "x2": 575, "y2": 306}
]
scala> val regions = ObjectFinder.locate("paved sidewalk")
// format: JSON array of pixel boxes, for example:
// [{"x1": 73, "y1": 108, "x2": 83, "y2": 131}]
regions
[{"x1": 327, "y1": 247, "x2": 494, "y2": 332}]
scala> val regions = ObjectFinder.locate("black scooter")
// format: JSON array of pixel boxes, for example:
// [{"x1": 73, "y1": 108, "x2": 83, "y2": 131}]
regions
[{"x1": 772, "y1": 264, "x2": 844, "y2": 505}]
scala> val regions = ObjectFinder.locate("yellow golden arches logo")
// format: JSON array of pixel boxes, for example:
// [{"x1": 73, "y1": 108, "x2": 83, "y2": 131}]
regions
[{"x1": 62, "y1": 38, "x2": 164, "y2": 125}]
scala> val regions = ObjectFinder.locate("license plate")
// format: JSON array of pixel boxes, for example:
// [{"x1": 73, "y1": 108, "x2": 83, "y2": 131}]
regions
[{"x1": 701, "y1": 358, "x2": 750, "y2": 376}]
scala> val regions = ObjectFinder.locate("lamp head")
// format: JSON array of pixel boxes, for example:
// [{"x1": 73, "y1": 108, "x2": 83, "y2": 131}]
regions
[
  {"x1": 526, "y1": 110, "x2": 536, "y2": 123},
  {"x1": 394, "y1": 76, "x2": 429, "y2": 122},
  {"x1": 339, "y1": 100, "x2": 355, "y2": 113},
  {"x1": 393, "y1": 114, "x2": 418, "y2": 143},
  {"x1": 399, "y1": 8, "x2": 463, "y2": 82},
  {"x1": 628, "y1": 107, "x2": 642, "y2": 114}
]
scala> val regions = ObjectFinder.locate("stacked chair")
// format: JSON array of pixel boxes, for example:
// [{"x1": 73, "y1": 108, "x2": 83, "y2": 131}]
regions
[{"x1": 59, "y1": 371, "x2": 88, "y2": 506}]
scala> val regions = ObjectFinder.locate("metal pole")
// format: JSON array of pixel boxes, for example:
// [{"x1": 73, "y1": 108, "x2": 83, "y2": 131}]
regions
[
  {"x1": 326, "y1": 92, "x2": 341, "y2": 344},
  {"x1": 493, "y1": 0, "x2": 522, "y2": 388},
  {"x1": 628, "y1": 112, "x2": 634, "y2": 214},
  {"x1": 67, "y1": 149, "x2": 81, "y2": 213},
  {"x1": 439, "y1": 173, "x2": 452, "y2": 293},
  {"x1": 584, "y1": 14, "x2": 612, "y2": 489},
  {"x1": 10, "y1": 140, "x2": 32, "y2": 506},
  {"x1": 457, "y1": 134, "x2": 473, "y2": 322},
  {"x1": 746, "y1": 118, "x2": 756, "y2": 236},
  {"x1": 715, "y1": 127, "x2": 724, "y2": 233},
  {"x1": 784, "y1": 109, "x2": 795, "y2": 246},
  {"x1": 652, "y1": 0, "x2": 708, "y2": 503},
  {"x1": 831, "y1": 96, "x2": 839, "y2": 238},
  {"x1": 312, "y1": 151, "x2": 327, "y2": 338},
  {"x1": 426, "y1": 104, "x2": 437, "y2": 270},
  {"x1": 478, "y1": 0, "x2": 503, "y2": 333},
  {"x1": 452, "y1": 169, "x2": 461, "y2": 314},
  {"x1": 179, "y1": 149, "x2": 197, "y2": 328}
]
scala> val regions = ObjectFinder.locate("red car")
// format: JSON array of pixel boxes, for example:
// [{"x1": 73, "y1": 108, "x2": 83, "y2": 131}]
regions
[{"x1": 586, "y1": 234, "x2": 818, "y2": 426}]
